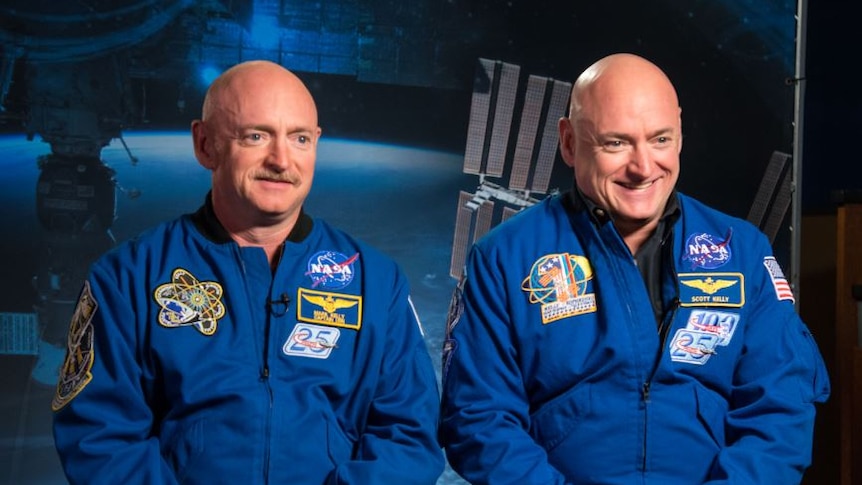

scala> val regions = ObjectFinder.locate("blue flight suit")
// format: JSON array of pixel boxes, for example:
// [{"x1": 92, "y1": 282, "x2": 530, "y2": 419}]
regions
[
  {"x1": 53, "y1": 200, "x2": 444, "y2": 485},
  {"x1": 440, "y1": 191, "x2": 829, "y2": 484}
]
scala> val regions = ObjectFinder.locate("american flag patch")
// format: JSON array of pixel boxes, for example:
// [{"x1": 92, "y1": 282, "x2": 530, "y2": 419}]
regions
[{"x1": 763, "y1": 257, "x2": 794, "y2": 303}]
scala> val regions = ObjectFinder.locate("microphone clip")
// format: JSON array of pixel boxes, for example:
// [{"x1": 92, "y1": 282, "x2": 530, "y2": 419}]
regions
[{"x1": 267, "y1": 293, "x2": 291, "y2": 316}]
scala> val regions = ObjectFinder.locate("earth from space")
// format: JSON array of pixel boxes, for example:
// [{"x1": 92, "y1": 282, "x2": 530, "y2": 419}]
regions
[{"x1": 0, "y1": 132, "x2": 478, "y2": 484}]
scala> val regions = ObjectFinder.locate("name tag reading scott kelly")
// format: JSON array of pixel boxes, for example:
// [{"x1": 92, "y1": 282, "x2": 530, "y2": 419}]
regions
[{"x1": 677, "y1": 273, "x2": 744, "y2": 307}]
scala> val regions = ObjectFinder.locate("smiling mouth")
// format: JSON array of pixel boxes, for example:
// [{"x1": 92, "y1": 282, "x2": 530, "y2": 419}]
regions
[{"x1": 619, "y1": 180, "x2": 656, "y2": 190}]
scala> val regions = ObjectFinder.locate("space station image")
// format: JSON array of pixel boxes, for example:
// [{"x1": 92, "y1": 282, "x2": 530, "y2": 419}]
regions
[{"x1": 0, "y1": 0, "x2": 825, "y2": 483}]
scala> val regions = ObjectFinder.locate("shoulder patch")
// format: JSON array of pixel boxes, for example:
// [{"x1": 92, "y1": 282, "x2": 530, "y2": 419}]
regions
[
  {"x1": 763, "y1": 256, "x2": 795, "y2": 303},
  {"x1": 442, "y1": 281, "x2": 464, "y2": 378},
  {"x1": 52, "y1": 282, "x2": 97, "y2": 411}
]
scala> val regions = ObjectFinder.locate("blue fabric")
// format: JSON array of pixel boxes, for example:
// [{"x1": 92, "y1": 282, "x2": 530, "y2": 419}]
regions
[
  {"x1": 440, "y1": 192, "x2": 829, "y2": 485},
  {"x1": 52, "y1": 213, "x2": 444, "y2": 485}
]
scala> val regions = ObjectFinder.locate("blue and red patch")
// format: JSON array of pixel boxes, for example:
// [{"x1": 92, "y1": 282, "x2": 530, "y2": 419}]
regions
[{"x1": 683, "y1": 229, "x2": 733, "y2": 270}]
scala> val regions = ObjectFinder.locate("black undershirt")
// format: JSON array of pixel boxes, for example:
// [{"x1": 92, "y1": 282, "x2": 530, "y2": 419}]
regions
[{"x1": 569, "y1": 190, "x2": 680, "y2": 325}]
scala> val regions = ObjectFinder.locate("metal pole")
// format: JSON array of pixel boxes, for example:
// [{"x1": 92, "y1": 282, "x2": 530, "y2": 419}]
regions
[{"x1": 791, "y1": 0, "x2": 808, "y2": 308}]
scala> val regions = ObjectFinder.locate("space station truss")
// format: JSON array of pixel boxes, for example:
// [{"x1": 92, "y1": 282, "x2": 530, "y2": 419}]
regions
[{"x1": 449, "y1": 58, "x2": 572, "y2": 280}]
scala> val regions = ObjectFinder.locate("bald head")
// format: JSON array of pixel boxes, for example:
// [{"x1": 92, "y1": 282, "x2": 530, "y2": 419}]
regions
[
  {"x1": 201, "y1": 60, "x2": 318, "y2": 124},
  {"x1": 557, "y1": 53, "x2": 683, "y2": 254},
  {"x1": 191, "y1": 60, "x2": 322, "y2": 248},
  {"x1": 569, "y1": 53, "x2": 679, "y2": 122}
]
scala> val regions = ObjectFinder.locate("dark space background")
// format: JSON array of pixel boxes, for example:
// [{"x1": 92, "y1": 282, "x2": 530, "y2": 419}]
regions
[
  {"x1": 798, "y1": 2, "x2": 862, "y2": 485},
  {"x1": 802, "y1": 1, "x2": 862, "y2": 212}
]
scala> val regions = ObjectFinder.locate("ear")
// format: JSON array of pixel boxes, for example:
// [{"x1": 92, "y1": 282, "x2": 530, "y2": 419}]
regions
[
  {"x1": 558, "y1": 117, "x2": 577, "y2": 168},
  {"x1": 191, "y1": 120, "x2": 216, "y2": 170}
]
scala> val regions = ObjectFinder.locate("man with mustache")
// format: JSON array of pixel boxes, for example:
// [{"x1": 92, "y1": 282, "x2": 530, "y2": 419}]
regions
[
  {"x1": 439, "y1": 53, "x2": 830, "y2": 484},
  {"x1": 52, "y1": 60, "x2": 444, "y2": 484}
]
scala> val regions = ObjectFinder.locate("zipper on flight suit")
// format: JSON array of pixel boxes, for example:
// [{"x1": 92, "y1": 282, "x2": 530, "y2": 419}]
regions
[
  {"x1": 234, "y1": 243, "x2": 279, "y2": 484},
  {"x1": 641, "y1": 229, "x2": 680, "y2": 472},
  {"x1": 642, "y1": 296, "x2": 680, "y2": 402}
]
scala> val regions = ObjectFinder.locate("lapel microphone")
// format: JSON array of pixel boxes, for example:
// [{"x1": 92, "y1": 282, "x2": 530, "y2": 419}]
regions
[{"x1": 266, "y1": 293, "x2": 291, "y2": 316}]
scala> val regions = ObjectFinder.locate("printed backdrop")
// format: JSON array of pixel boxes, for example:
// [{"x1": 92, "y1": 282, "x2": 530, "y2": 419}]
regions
[{"x1": 0, "y1": 1, "x2": 802, "y2": 484}]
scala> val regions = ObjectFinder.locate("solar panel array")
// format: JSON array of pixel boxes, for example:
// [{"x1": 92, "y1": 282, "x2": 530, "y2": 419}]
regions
[{"x1": 449, "y1": 58, "x2": 572, "y2": 280}]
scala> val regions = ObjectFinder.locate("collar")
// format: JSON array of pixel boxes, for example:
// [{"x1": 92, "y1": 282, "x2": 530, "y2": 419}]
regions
[
  {"x1": 566, "y1": 187, "x2": 681, "y2": 233},
  {"x1": 190, "y1": 191, "x2": 313, "y2": 244}
]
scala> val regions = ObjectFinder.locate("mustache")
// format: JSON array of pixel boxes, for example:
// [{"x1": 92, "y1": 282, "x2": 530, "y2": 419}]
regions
[{"x1": 253, "y1": 171, "x2": 300, "y2": 184}]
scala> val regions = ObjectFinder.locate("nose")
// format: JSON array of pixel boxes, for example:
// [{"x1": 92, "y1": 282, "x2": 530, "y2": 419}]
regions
[
  {"x1": 628, "y1": 144, "x2": 652, "y2": 178},
  {"x1": 265, "y1": 136, "x2": 293, "y2": 172}
]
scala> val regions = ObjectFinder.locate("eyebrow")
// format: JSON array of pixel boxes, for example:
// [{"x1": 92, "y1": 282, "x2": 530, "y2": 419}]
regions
[
  {"x1": 237, "y1": 124, "x2": 315, "y2": 135},
  {"x1": 599, "y1": 127, "x2": 676, "y2": 141},
  {"x1": 647, "y1": 127, "x2": 677, "y2": 138},
  {"x1": 235, "y1": 124, "x2": 275, "y2": 134}
]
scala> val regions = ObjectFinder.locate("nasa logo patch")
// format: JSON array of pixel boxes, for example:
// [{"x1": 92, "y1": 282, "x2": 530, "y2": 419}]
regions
[
  {"x1": 305, "y1": 250, "x2": 358, "y2": 290},
  {"x1": 683, "y1": 230, "x2": 732, "y2": 269}
]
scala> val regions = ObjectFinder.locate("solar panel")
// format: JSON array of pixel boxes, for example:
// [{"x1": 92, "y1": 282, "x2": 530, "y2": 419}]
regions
[
  {"x1": 747, "y1": 151, "x2": 791, "y2": 227},
  {"x1": 761, "y1": 166, "x2": 793, "y2": 244},
  {"x1": 0, "y1": 312, "x2": 39, "y2": 356},
  {"x1": 463, "y1": 59, "x2": 496, "y2": 175},
  {"x1": 501, "y1": 206, "x2": 520, "y2": 222},
  {"x1": 450, "y1": 59, "x2": 574, "y2": 281},
  {"x1": 485, "y1": 62, "x2": 519, "y2": 177},
  {"x1": 510, "y1": 75, "x2": 546, "y2": 191},
  {"x1": 473, "y1": 200, "x2": 494, "y2": 242},
  {"x1": 531, "y1": 79, "x2": 571, "y2": 193},
  {"x1": 449, "y1": 191, "x2": 475, "y2": 279}
]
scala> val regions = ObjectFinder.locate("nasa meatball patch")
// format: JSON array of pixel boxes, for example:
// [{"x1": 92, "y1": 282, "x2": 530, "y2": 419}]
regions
[
  {"x1": 683, "y1": 230, "x2": 732, "y2": 270},
  {"x1": 305, "y1": 250, "x2": 358, "y2": 290}
]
